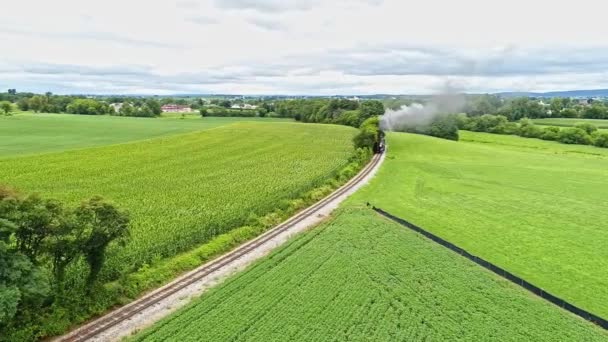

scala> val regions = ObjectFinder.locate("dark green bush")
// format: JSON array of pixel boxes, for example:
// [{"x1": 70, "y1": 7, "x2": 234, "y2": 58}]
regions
[
  {"x1": 592, "y1": 131, "x2": 608, "y2": 148},
  {"x1": 574, "y1": 122, "x2": 598, "y2": 134},
  {"x1": 540, "y1": 126, "x2": 560, "y2": 141},
  {"x1": 518, "y1": 118, "x2": 543, "y2": 138},
  {"x1": 558, "y1": 128, "x2": 592, "y2": 145}
]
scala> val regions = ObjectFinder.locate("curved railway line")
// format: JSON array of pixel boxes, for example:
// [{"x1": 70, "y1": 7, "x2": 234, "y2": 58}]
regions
[{"x1": 57, "y1": 151, "x2": 384, "y2": 342}]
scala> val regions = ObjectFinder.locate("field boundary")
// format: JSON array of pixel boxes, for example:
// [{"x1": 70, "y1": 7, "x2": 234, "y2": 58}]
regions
[{"x1": 372, "y1": 207, "x2": 608, "y2": 330}]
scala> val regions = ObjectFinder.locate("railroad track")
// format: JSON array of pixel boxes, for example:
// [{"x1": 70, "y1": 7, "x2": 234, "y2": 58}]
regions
[{"x1": 57, "y1": 152, "x2": 383, "y2": 342}]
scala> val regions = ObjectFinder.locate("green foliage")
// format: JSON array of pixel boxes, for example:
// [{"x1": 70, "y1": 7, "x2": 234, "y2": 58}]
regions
[
  {"x1": 517, "y1": 118, "x2": 542, "y2": 138},
  {"x1": 558, "y1": 127, "x2": 592, "y2": 145},
  {"x1": 353, "y1": 117, "x2": 379, "y2": 150},
  {"x1": 358, "y1": 100, "x2": 385, "y2": 125},
  {"x1": 0, "y1": 101, "x2": 13, "y2": 115},
  {"x1": 354, "y1": 131, "x2": 608, "y2": 319},
  {"x1": 0, "y1": 186, "x2": 129, "y2": 331},
  {"x1": 561, "y1": 108, "x2": 579, "y2": 118},
  {"x1": 498, "y1": 98, "x2": 547, "y2": 120},
  {"x1": 592, "y1": 131, "x2": 608, "y2": 148},
  {"x1": 573, "y1": 122, "x2": 598, "y2": 134},
  {"x1": 582, "y1": 103, "x2": 608, "y2": 119},
  {"x1": 133, "y1": 208, "x2": 607, "y2": 341},
  {"x1": 273, "y1": 98, "x2": 376, "y2": 127},
  {"x1": 0, "y1": 195, "x2": 50, "y2": 325},
  {"x1": 540, "y1": 126, "x2": 560, "y2": 141},
  {"x1": 75, "y1": 197, "x2": 130, "y2": 287},
  {"x1": 427, "y1": 115, "x2": 459, "y2": 140},
  {"x1": 66, "y1": 99, "x2": 111, "y2": 115}
]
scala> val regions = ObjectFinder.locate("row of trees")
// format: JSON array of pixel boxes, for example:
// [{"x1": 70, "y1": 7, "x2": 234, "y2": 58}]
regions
[
  {"x1": 460, "y1": 114, "x2": 608, "y2": 148},
  {"x1": 1, "y1": 90, "x2": 166, "y2": 117},
  {"x1": 0, "y1": 186, "x2": 129, "y2": 332},
  {"x1": 464, "y1": 95, "x2": 608, "y2": 120},
  {"x1": 273, "y1": 99, "x2": 385, "y2": 128},
  {"x1": 117, "y1": 100, "x2": 162, "y2": 117}
]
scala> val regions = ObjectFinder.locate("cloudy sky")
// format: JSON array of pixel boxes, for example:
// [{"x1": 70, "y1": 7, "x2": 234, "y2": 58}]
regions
[{"x1": 2, "y1": 0, "x2": 608, "y2": 95}]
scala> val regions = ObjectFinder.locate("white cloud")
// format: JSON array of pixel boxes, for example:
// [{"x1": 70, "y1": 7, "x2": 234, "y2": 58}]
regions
[{"x1": 1, "y1": 0, "x2": 608, "y2": 94}]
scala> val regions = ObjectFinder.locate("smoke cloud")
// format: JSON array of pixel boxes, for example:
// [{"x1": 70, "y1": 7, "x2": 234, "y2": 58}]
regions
[{"x1": 380, "y1": 85, "x2": 466, "y2": 131}]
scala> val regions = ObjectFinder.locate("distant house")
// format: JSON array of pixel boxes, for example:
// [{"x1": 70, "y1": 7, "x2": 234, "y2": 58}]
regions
[
  {"x1": 230, "y1": 104, "x2": 258, "y2": 110},
  {"x1": 109, "y1": 103, "x2": 123, "y2": 112},
  {"x1": 161, "y1": 104, "x2": 192, "y2": 113}
]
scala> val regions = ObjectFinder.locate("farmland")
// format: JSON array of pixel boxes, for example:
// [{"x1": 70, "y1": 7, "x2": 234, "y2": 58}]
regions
[
  {"x1": 132, "y1": 207, "x2": 607, "y2": 341},
  {"x1": 0, "y1": 122, "x2": 357, "y2": 281},
  {"x1": 352, "y1": 131, "x2": 608, "y2": 318},
  {"x1": 533, "y1": 117, "x2": 608, "y2": 128},
  {"x1": 0, "y1": 112, "x2": 291, "y2": 157}
]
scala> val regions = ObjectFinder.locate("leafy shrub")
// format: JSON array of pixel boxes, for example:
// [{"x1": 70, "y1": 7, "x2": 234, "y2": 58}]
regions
[
  {"x1": 540, "y1": 126, "x2": 560, "y2": 141},
  {"x1": 592, "y1": 131, "x2": 608, "y2": 148},
  {"x1": 518, "y1": 118, "x2": 542, "y2": 138},
  {"x1": 427, "y1": 115, "x2": 459, "y2": 141},
  {"x1": 574, "y1": 122, "x2": 598, "y2": 134},
  {"x1": 558, "y1": 128, "x2": 592, "y2": 145}
]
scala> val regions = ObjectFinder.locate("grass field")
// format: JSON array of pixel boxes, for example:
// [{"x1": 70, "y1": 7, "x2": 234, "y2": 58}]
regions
[
  {"x1": 533, "y1": 118, "x2": 608, "y2": 128},
  {"x1": 132, "y1": 207, "x2": 607, "y2": 341},
  {"x1": 0, "y1": 113, "x2": 291, "y2": 157},
  {"x1": 0, "y1": 122, "x2": 356, "y2": 279},
  {"x1": 352, "y1": 131, "x2": 608, "y2": 318}
]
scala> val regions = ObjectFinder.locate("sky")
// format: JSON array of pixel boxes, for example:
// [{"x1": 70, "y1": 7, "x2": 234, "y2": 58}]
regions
[{"x1": 2, "y1": 0, "x2": 608, "y2": 95}]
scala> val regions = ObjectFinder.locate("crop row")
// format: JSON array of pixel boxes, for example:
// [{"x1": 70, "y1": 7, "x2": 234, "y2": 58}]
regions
[
  {"x1": 132, "y1": 208, "x2": 606, "y2": 341},
  {"x1": 0, "y1": 122, "x2": 357, "y2": 281}
]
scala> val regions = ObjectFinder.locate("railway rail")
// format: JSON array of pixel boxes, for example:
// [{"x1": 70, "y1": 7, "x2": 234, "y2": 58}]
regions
[{"x1": 57, "y1": 151, "x2": 383, "y2": 342}]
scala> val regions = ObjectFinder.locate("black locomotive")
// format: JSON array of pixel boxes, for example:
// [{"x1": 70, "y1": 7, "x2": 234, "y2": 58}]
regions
[{"x1": 373, "y1": 130, "x2": 385, "y2": 154}]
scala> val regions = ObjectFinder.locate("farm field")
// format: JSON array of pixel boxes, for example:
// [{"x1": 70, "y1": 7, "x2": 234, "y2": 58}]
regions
[
  {"x1": 352, "y1": 131, "x2": 608, "y2": 318},
  {"x1": 0, "y1": 112, "x2": 291, "y2": 157},
  {"x1": 132, "y1": 207, "x2": 607, "y2": 341},
  {"x1": 533, "y1": 117, "x2": 608, "y2": 128},
  {"x1": 0, "y1": 122, "x2": 357, "y2": 280}
]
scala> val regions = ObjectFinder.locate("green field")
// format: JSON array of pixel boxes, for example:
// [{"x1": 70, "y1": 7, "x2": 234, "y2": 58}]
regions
[
  {"x1": 533, "y1": 118, "x2": 608, "y2": 128},
  {"x1": 0, "y1": 113, "x2": 291, "y2": 157},
  {"x1": 133, "y1": 208, "x2": 606, "y2": 341},
  {"x1": 352, "y1": 131, "x2": 608, "y2": 318},
  {"x1": 0, "y1": 122, "x2": 356, "y2": 279}
]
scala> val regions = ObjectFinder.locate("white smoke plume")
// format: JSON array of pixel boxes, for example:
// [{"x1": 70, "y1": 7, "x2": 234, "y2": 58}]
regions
[{"x1": 380, "y1": 85, "x2": 466, "y2": 131}]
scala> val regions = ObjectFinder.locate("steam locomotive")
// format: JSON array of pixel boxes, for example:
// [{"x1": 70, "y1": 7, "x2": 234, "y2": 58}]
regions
[{"x1": 373, "y1": 130, "x2": 385, "y2": 154}]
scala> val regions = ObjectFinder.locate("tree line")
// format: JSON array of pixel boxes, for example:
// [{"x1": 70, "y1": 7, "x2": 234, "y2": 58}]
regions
[
  {"x1": 0, "y1": 91, "x2": 164, "y2": 117},
  {"x1": 459, "y1": 114, "x2": 608, "y2": 148},
  {"x1": 0, "y1": 186, "x2": 129, "y2": 337},
  {"x1": 463, "y1": 95, "x2": 608, "y2": 120}
]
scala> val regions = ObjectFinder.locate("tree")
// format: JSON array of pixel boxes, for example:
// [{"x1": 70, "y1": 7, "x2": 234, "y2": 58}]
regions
[
  {"x1": 28, "y1": 95, "x2": 48, "y2": 113},
  {"x1": 119, "y1": 103, "x2": 135, "y2": 116},
  {"x1": 582, "y1": 104, "x2": 607, "y2": 119},
  {"x1": 75, "y1": 197, "x2": 129, "y2": 287},
  {"x1": 16, "y1": 98, "x2": 29, "y2": 111},
  {"x1": 199, "y1": 108, "x2": 208, "y2": 117},
  {"x1": 358, "y1": 100, "x2": 385, "y2": 126},
  {"x1": 144, "y1": 99, "x2": 162, "y2": 117},
  {"x1": 7, "y1": 89, "x2": 16, "y2": 95},
  {"x1": 0, "y1": 101, "x2": 13, "y2": 115},
  {"x1": 0, "y1": 187, "x2": 50, "y2": 324},
  {"x1": 353, "y1": 117, "x2": 379, "y2": 150}
]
